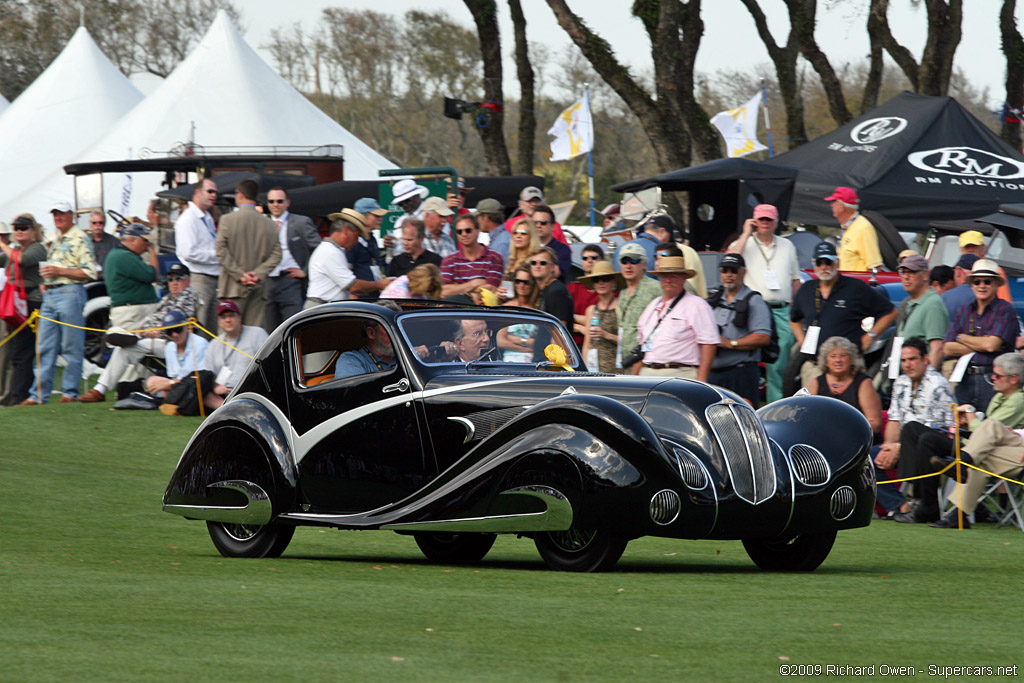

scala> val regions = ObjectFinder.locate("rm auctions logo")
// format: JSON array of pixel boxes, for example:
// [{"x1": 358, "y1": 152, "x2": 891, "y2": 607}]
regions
[
  {"x1": 908, "y1": 146, "x2": 1024, "y2": 179},
  {"x1": 850, "y1": 117, "x2": 908, "y2": 144}
]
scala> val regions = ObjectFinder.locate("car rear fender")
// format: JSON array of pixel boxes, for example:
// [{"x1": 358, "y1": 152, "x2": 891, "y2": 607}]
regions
[{"x1": 162, "y1": 397, "x2": 297, "y2": 524}]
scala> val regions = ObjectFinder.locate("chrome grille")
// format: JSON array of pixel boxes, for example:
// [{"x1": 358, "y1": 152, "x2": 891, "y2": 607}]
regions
[
  {"x1": 830, "y1": 486, "x2": 856, "y2": 520},
  {"x1": 674, "y1": 448, "x2": 709, "y2": 491},
  {"x1": 706, "y1": 401, "x2": 777, "y2": 505},
  {"x1": 789, "y1": 444, "x2": 830, "y2": 486},
  {"x1": 649, "y1": 489, "x2": 681, "y2": 525}
]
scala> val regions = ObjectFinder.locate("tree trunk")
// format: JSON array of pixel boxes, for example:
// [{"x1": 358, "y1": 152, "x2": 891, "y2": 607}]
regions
[
  {"x1": 545, "y1": 0, "x2": 691, "y2": 172},
  {"x1": 463, "y1": 0, "x2": 512, "y2": 175},
  {"x1": 862, "y1": 5, "x2": 885, "y2": 114},
  {"x1": 676, "y1": 0, "x2": 725, "y2": 162},
  {"x1": 1001, "y1": 0, "x2": 1024, "y2": 148},
  {"x1": 785, "y1": 0, "x2": 851, "y2": 126},
  {"x1": 869, "y1": 0, "x2": 962, "y2": 96},
  {"x1": 508, "y1": 0, "x2": 536, "y2": 175},
  {"x1": 738, "y1": 0, "x2": 806, "y2": 149}
]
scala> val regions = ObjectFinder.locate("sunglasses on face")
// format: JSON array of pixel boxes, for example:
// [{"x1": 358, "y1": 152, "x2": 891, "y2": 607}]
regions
[
  {"x1": 12, "y1": 224, "x2": 32, "y2": 231},
  {"x1": 90, "y1": 221, "x2": 105, "y2": 226},
  {"x1": 972, "y1": 279, "x2": 995, "y2": 286},
  {"x1": 529, "y1": 260, "x2": 550, "y2": 267},
  {"x1": 814, "y1": 259, "x2": 836, "y2": 267},
  {"x1": 534, "y1": 220, "x2": 551, "y2": 226},
  {"x1": 267, "y1": 199, "x2": 285, "y2": 204},
  {"x1": 167, "y1": 328, "x2": 185, "y2": 336},
  {"x1": 514, "y1": 279, "x2": 532, "y2": 286},
  {"x1": 582, "y1": 255, "x2": 600, "y2": 261},
  {"x1": 203, "y1": 189, "x2": 218, "y2": 194},
  {"x1": 620, "y1": 257, "x2": 642, "y2": 265},
  {"x1": 657, "y1": 252, "x2": 672, "y2": 258},
  {"x1": 992, "y1": 371, "x2": 1011, "y2": 379},
  {"x1": 456, "y1": 228, "x2": 476, "y2": 235},
  {"x1": 897, "y1": 268, "x2": 920, "y2": 276},
  {"x1": 513, "y1": 229, "x2": 530, "y2": 235},
  {"x1": 592, "y1": 275, "x2": 614, "y2": 283},
  {"x1": 719, "y1": 267, "x2": 739, "y2": 274}
]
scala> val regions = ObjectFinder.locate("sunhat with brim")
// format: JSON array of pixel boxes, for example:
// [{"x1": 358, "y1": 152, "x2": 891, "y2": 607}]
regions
[
  {"x1": 647, "y1": 256, "x2": 695, "y2": 279},
  {"x1": 327, "y1": 208, "x2": 369, "y2": 238},
  {"x1": 577, "y1": 260, "x2": 626, "y2": 291},
  {"x1": 966, "y1": 258, "x2": 1005, "y2": 286},
  {"x1": 392, "y1": 178, "x2": 429, "y2": 204}
]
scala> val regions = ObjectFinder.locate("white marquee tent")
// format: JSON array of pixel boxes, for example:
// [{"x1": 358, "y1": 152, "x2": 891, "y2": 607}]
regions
[
  {"x1": 0, "y1": 27, "x2": 142, "y2": 231},
  {"x1": 75, "y1": 10, "x2": 397, "y2": 219},
  {"x1": 0, "y1": 92, "x2": 9, "y2": 114}
]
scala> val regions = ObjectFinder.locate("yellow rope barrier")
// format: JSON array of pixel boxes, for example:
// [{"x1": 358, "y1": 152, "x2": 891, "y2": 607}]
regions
[{"x1": 0, "y1": 309, "x2": 39, "y2": 349}]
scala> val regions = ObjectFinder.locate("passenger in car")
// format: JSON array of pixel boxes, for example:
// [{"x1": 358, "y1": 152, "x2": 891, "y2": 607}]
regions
[{"x1": 334, "y1": 319, "x2": 396, "y2": 379}]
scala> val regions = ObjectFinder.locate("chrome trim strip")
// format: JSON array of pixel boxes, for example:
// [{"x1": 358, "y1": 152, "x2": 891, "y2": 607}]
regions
[
  {"x1": 662, "y1": 438, "x2": 718, "y2": 531},
  {"x1": 162, "y1": 480, "x2": 272, "y2": 525},
  {"x1": 448, "y1": 416, "x2": 476, "y2": 444},
  {"x1": 772, "y1": 439, "x2": 796, "y2": 531},
  {"x1": 649, "y1": 489, "x2": 681, "y2": 526},
  {"x1": 382, "y1": 486, "x2": 572, "y2": 532}
]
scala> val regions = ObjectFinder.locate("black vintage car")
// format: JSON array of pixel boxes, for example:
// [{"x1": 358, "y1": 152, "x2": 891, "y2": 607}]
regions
[{"x1": 162, "y1": 301, "x2": 876, "y2": 572}]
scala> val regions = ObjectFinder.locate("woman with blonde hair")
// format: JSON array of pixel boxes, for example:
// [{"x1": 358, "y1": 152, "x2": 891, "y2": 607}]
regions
[
  {"x1": 0, "y1": 214, "x2": 47, "y2": 405},
  {"x1": 381, "y1": 263, "x2": 443, "y2": 300},
  {"x1": 498, "y1": 265, "x2": 540, "y2": 361},
  {"x1": 503, "y1": 217, "x2": 540, "y2": 280}
]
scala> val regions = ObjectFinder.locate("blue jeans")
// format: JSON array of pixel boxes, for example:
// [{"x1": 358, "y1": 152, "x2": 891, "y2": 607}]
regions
[
  {"x1": 870, "y1": 445, "x2": 907, "y2": 513},
  {"x1": 30, "y1": 284, "x2": 86, "y2": 402},
  {"x1": 955, "y1": 371, "x2": 995, "y2": 411}
]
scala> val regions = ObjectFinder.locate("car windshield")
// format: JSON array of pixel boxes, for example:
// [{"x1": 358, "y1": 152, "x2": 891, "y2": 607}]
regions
[{"x1": 399, "y1": 312, "x2": 578, "y2": 367}]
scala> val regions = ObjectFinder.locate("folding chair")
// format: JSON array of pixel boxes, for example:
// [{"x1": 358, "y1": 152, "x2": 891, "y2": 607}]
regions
[{"x1": 976, "y1": 466, "x2": 1024, "y2": 532}]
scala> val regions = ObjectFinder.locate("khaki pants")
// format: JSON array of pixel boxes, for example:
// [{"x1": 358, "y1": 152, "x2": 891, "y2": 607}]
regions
[
  {"x1": 639, "y1": 365, "x2": 698, "y2": 380},
  {"x1": 945, "y1": 419, "x2": 1024, "y2": 514},
  {"x1": 109, "y1": 302, "x2": 159, "y2": 331}
]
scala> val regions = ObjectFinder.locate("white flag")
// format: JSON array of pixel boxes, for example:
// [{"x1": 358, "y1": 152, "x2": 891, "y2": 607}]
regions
[
  {"x1": 548, "y1": 91, "x2": 594, "y2": 161},
  {"x1": 711, "y1": 91, "x2": 768, "y2": 158}
]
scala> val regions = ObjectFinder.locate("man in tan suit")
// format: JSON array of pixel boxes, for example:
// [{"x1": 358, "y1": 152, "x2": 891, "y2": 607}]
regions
[{"x1": 216, "y1": 179, "x2": 281, "y2": 327}]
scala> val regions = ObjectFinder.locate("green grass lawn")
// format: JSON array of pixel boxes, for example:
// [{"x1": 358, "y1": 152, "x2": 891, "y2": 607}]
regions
[{"x1": 2, "y1": 403, "x2": 1022, "y2": 681}]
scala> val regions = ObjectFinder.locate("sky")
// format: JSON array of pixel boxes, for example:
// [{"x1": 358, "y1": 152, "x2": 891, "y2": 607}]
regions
[{"x1": 237, "y1": 0, "x2": 1015, "y2": 109}]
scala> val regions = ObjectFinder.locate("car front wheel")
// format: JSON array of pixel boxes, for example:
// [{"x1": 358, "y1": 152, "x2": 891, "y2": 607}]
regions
[
  {"x1": 742, "y1": 530, "x2": 837, "y2": 571},
  {"x1": 206, "y1": 521, "x2": 295, "y2": 558},
  {"x1": 412, "y1": 532, "x2": 496, "y2": 563},
  {"x1": 534, "y1": 529, "x2": 628, "y2": 572}
]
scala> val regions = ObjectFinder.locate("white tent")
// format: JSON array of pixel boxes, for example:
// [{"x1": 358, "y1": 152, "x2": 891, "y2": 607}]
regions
[
  {"x1": 0, "y1": 92, "x2": 9, "y2": 115},
  {"x1": 0, "y1": 27, "x2": 142, "y2": 231},
  {"x1": 75, "y1": 10, "x2": 397, "y2": 219}
]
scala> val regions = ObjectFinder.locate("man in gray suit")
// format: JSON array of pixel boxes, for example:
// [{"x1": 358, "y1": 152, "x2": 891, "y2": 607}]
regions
[
  {"x1": 263, "y1": 186, "x2": 322, "y2": 332},
  {"x1": 215, "y1": 179, "x2": 281, "y2": 328}
]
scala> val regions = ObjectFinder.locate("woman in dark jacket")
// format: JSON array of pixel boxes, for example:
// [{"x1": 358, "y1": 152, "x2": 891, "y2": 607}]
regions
[{"x1": 0, "y1": 214, "x2": 47, "y2": 405}]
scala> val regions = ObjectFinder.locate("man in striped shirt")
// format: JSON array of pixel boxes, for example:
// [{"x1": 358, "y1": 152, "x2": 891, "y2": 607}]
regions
[{"x1": 440, "y1": 214, "x2": 504, "y2": 298}]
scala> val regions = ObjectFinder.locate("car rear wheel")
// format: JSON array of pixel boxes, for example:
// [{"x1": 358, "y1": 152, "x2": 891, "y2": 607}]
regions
[
  {"x1": 412, "y1": 532, "x2": 496, "y2": 563},
  {"x1": 534, "y1": 529, "x2": 628, "y2": 572},
  {"x1": 206, "y1": 521, "x2": 295, "y2": 558},
  {"x1": 742, "y1": 530, "x2": 837, "y2": 571}
]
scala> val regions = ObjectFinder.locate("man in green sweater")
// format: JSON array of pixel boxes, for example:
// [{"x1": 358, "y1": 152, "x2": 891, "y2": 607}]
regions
[{"x1": 103, "y1": 222, "x2": 159, "y2": 331}]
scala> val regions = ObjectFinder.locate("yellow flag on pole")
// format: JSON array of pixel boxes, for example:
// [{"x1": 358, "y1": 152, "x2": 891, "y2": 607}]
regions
[
  {"x1": 548, "y1": 91, "x2": 594, "y2": 161},
  {"x1": 710, "y1": 91, "x2": 768, "y2": 158}
]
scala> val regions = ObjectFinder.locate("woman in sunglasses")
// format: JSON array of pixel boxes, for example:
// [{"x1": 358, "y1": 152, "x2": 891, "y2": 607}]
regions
[
  {"x1": 577, "y1": 260, "x2": 625, "y2": 374},
  {"x1": 0, "y1": 214, "x2": 46, "y2": 405},
  {"x1": 498, "y1": 265, "x2": 540, "y2": 362},
  {"x1": 503, "y1": 218, "x2": 540, "y2": 281}
]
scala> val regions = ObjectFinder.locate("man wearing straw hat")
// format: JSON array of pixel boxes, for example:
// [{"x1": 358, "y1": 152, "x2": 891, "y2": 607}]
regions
[
  {"x1": 707, "y1": 253, "x2": 772, "y2": 405},
  {"x1": 633, "y1": 256, "x2": 718, "y2": 381}
]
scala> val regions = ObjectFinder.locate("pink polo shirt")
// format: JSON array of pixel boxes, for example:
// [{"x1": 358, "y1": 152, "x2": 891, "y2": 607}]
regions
[{"x1": 636, "y1": 293, "x2": 719, "y2": 365}]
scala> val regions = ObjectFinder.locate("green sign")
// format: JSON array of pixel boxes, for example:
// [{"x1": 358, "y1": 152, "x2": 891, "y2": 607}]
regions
[{"x1": 377, "y1": 179, "x2": 449, "y2": 236}]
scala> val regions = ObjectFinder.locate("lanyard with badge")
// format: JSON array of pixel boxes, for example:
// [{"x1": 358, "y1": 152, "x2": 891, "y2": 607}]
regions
[
  {"x1": 752, "y1": 237, "x2": 781, "y2": 291},
  {"x1": 640, "y1": 292, "x2": 686, "y2": 353},
  {"x1": 798, "y1": 283, "x2": 833, "y2": 355},
  {"x1": 216, "y1": 328, "x2": 245, "y2": 387}
]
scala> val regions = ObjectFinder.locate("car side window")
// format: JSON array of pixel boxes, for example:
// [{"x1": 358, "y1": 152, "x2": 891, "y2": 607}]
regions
[{"x1": 293, "y1": 316, "x2": 396, "y2": 387}]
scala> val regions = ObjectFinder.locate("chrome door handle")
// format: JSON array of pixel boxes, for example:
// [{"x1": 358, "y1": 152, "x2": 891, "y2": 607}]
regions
[{"x1": 382, "y1": 378, "x2": 409, "y2": 394}]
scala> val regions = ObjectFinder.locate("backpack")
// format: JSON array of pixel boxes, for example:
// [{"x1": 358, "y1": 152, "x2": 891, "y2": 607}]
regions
[{"x1": 707, "y1": 288, "x2": 780, "y2": 364}]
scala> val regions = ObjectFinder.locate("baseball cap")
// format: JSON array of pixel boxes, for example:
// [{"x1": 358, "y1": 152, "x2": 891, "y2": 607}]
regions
[
  {"x1": 753, "y1": 204, "x2": 778, "y2": 220},
  {"x1": 813, "y1": 242, "x2": 839, "y2": 262},
  {"x1": 121, "y1": 222, "x2": 151, "y2": 237},
  {"x1": 643, "y1": 214, "x2": 677, "y2": 237},
  {"x1": 619, "y1": 242, "x2": 647, "y2": 260},
  {"x1": 475, "y1": 198, "x2": 503, "y2": 215},
  {"x1": 954, "y1": 253, "x2": 980, "y2": 270},
  {"x1": 217, "y1": 300, "x2": 241, "y2": 316},
  {"x1": 958, "y1": 230, "x2": 985, "y2": 247},
  {"x1": 520, "y1": 186, "x2": 544, "y2": 201},
  {"x1": 167, "y1": 262, "x2": 190, "y2": 277},
  {"x1": 898, "y1": 254, "x2": 929, "y2": 272},
  {"x1": 354, "y1": 197, "x2": 388, "y2": 217},
  {"x1": 421, "y1": 196, "x2": 454, "y2": 216},
  {"x1": 600, "y1": 203, "x2": 621, "y2": 217},
  {"x1": 162, "y1": 310, "x2": 188, "y2": 328},
  {"x1": 720, "y1": 253, "x2": 746, "y2": 269},
  {"x1": 824, "y1": 187, "x2": 859, "y2": 204},
  {"x1": 50, "y1": 200, "x2": 74, "y2": 213}
]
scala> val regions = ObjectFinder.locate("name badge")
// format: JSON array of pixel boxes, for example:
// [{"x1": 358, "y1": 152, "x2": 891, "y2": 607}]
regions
[
  {"x1": 949, "y1": 353, "x2": 975, "y2": 384},
  {"x1": 799, "y1": 325, "x2": 821, "y2": 355},
  {"x1": 615, "y1": 327, "x2": 624, "y2": 368},
  {"x1": 887, "y1": 336, "x2": 904, "y2": 380},
  {"x1": 216, "y1": 366, "x2": 233, "y2": 387},
  {"x1": 763, "y1": 268, "x2": 781, "y2": 290}
]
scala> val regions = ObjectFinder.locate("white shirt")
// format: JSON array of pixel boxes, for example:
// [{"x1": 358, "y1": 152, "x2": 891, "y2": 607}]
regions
[
  {"x1": 165, "y1": 333, "x2": 210, "y2": 380},
  {"x1": 306, "y1": 239, "x2": 356, "y2": 302},
  {"x1": 732, "y1": 233, "x2": 801, "y2": 304},
  {"x1": 201, "y1": 325, "x2": 269, "y2": 389},
  {"x1": 174, "y1": 202, "x2": 220, "y2": 277},
  {"x1": 269, "y1": 211, "x2": 301, "y2": 276}
]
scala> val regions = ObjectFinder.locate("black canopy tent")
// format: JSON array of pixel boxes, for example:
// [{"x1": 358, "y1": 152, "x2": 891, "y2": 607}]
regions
[
  {"x1": 611, "y1": 158, "x2": 798, "y2": 251},
  {"x1": 772, "y1": 91, "x2": 1024, "y2": 231}
]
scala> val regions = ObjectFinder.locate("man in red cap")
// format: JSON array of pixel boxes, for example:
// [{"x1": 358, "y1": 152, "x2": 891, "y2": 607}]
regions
[
  {"x1": 825, "y1": 186, "x2": 882, "y2": 273},
  {"x1": 197, "y1": 300, "x2": 268, "y2": 410}
]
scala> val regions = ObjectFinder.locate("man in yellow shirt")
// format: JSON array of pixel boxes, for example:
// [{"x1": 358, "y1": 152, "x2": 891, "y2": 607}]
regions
[{"x1": 825, "y1": 186, "x2": 883, "y2": 273}]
